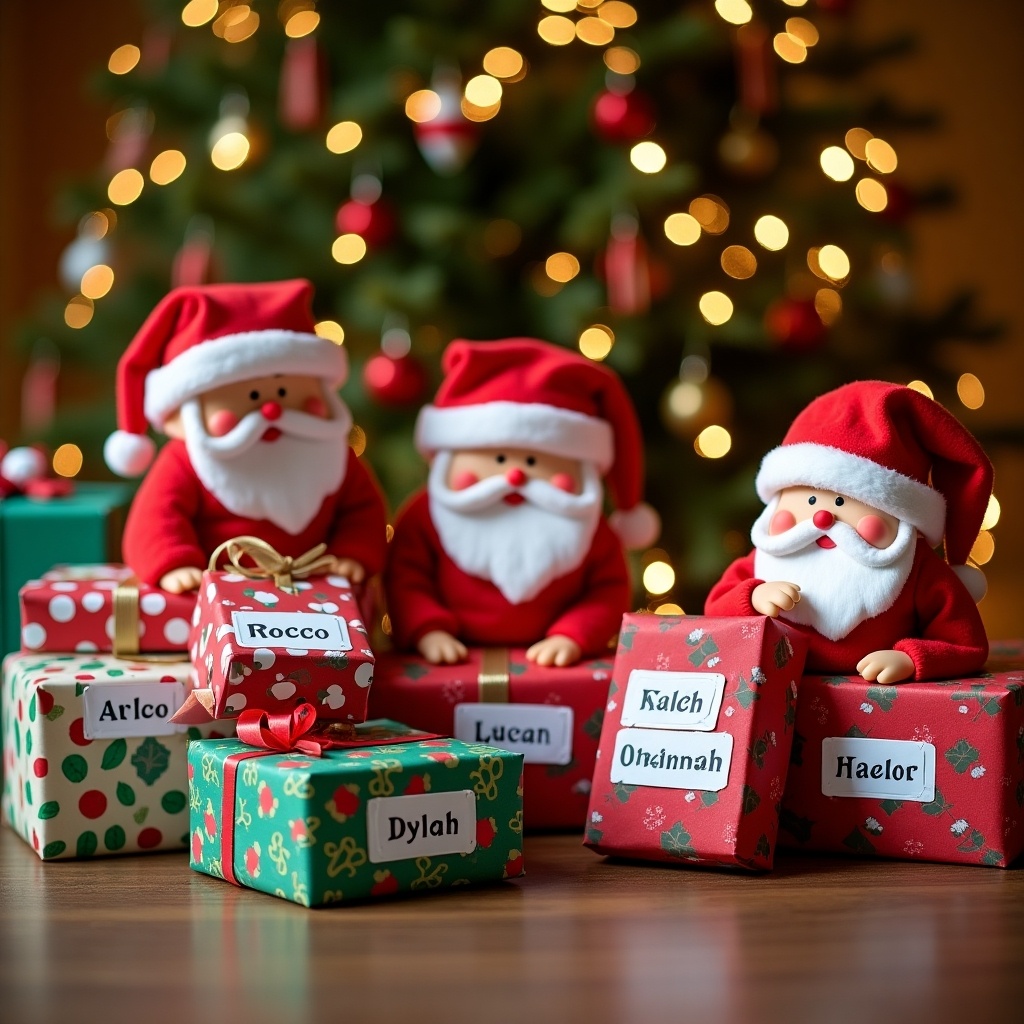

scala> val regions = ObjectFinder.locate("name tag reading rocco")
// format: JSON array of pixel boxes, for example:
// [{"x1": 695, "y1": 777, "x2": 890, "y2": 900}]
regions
[
  {"x1": 230, "y1": 610, "x2": 352, "y2": 652},
  {"x1": 610, "y1": 728, "x2": 733, "y2": 791},
  {"x1": 821, "y1": 736, "x2": 936, "y2": 802},
  {"x1": 366, "y1": 791, "x2": 477, "y2": 863}
]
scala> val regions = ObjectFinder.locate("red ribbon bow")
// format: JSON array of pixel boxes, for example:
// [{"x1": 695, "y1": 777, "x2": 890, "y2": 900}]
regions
[{"x1": 234, "y1": 702, "x2": 325, "y2": 757}]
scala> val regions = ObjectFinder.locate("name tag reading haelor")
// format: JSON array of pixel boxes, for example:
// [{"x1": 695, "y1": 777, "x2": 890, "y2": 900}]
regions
[
  {"x1": 610, "y1": 728, "x2": 734, "y2": 791},
  {"x1": 619, "y1": 669, "x2": 726, "y2": 731},
  {"x1": 453, "y1": 703, "x2": 574, "y2": 765},
  {"x1": 82, "y1": 681, "x2": 186, "y2": 739},
  {"x1": 230, "y1": 610, "x2": 352, "y2": 652},
  {"x1": 366, "y1": 791, "x2": 477, "y2": 864},
  {"x1": 821, "y1": 736, "x2": 936, "y2": 802}
]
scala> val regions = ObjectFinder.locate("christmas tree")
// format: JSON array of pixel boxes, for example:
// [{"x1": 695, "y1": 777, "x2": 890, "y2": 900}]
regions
[{"x1": 14, "y1": 0, "x2": 1005, "y2": 615}]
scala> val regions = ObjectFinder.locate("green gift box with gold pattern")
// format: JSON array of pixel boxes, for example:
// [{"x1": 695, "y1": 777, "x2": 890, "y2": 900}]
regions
[{"x1": 188, "y1": 720, "x2": 525, "y2": 906}]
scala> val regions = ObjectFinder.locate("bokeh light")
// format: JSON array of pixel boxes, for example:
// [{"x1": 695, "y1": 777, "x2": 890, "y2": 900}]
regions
[
  {"x1": 604, "y1": 46, "x2": 640, "y2": 74},
  {"x1": 821, "y1": 146, "x2": 855, "y2": 181},
  {"x1": 754, "y1": 214, "x2": 789, "y2": 250},
  {"x1": 906, "y1": 380, "x2": 934, "y2": 399},
  {"x1": 695, "y1": 425, "x2": 732, "y2": 458},
  {"x1": 314, "y1": 320, "x2": 346, "y2": 345},
  {"x1": 332, "y1": 234, "x2": 367, "y2": 264},
  {"x1": 545, "y1": 252, "x2": 580, "y2": 282},
  {"x1": 643, "y1": 561, "x2": 675, "y2": 595},
  {"x1": 326, "y1": 120, "x2": 363, "y2": 151},
  {"x1": 181, "y1": 0, "x2": 218, "y2": 27},
  {"x1": 483, "y1": 47, "x2": 524, "y2": 79},
  {"x1": 600, "y1": 3, "x2": 638, "y2": 29},
  {"x1": 53, "y1": 444, "x2": 83, "y2": 478},
  {"x1": 285, "y1": 10, "x2": 320, "y2": 37},
  {"x1": 630, "y1": 141, "x2": 667, "y2": 173},
  {"x1": 957, "y1": 372, "x2": 985, "y2": 409},
  {"x1": 715, "y1": 0, "x2": 753, "y2": 26},
  {"x1": 664, "y1": 212, "x2": 701, "y2": 246},
  {"x1": 64, "y1": 295, "x2": 94, "y2": 329},
  {"x1": 108, "y1": 44, "x2": 141, "y2": 75},
  {"x1": 971, "y1": 530, "x2": 995, "y2": 565},
  {"x1": 865, "y1": 138, "x2": 898, "y2": 173},
  {"x1": 690, "y1": 196, "x2": 729, "y2": 234},
  {"x1": 210, "y1": 132, "x2": 250, "y2": 170},
  {"x1": 150, "y1": 149, "x2": 187, "y2": 185},
  {"x1": 107, "y1": 168, "x2": 144, "y2": 205},
  {"x1": 845, "y1": 127, "x2": 872, "y2": 160},
  {"x1": 538, "y1": 15, "x2": 575, "y2": 45},
  {"x1": 721, "y1": 245, "x2": 757, "y2": 279},
  {"x1": 578, "y1": 325, "x2": 614, "y2": 361},
  {"x1": 817, "y1": 244, "x2": 850, "y2": 281},
  {"x1": 981, "y1": 495, "x2": 1001, "y2": 531},
  {"x1": 855, "y1": 178, "x2": 888, "y2": 212},
  {"x1": 80, "y1": 265, "x2": 114, "y2": 300},
  {"x1": 699, "y1": 291, "x2": 734, "y2": 325}
]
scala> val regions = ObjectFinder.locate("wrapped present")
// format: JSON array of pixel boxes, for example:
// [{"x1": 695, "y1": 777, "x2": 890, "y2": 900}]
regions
[
  {"x1": 368, "y1": 648, "x2": 613, "y2": 829},
  {"x1": 19, "y1": 564, "x2": 196, "y2": 655},
  {"x1": 176, "y1": 538, "x2": 374, "y2": 724},
  {"x1": 779, "y1": 640, "x2": 1024, "y2": 868},
  {"x1": 188, "y1": 708, "x2": 525, "y2": 906},
  {"x1": 0, "y1": 483, "x2": 132, "y2": 658},
  {"x1": 2, "y1": 651, "x2": 221, "y2": 860},
  {"x1": 585, "y1": 614, "x2": 807, "y2": 871}
]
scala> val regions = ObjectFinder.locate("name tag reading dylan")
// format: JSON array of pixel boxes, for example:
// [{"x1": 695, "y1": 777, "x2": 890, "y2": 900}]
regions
[
  {"x1": 610, "y1": 728, "x2": 733, "y2": 791},
  {"x1": 821, "y1": 736, "x2": 935, "y2": 802},
  {"x1": 366, "y1": 790, "x2": 477, "y2": 863},
  {"x1": 231, "y1": 610, "x2": 352, "y2": 652},
  {"x1": 453, "y1": 703, "x2": 573, "y2": 765},
  {"x1": 83, "y1": 681, "x2": 186, "y2": 740},
  {"x1": 620, "y1": 669, "x2": 726, "y2": 732}
]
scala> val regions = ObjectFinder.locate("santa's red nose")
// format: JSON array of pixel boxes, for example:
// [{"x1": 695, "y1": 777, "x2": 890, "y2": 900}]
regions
[
  {"x1": 812, "y1": 509, "x2": 835, "y2": 530},
  {"x1": 505, "y1": 467, "x2": 526, "y2": 487},
  {"x1": 261, "y1": 401, "x2": 283, "y2": 421}
]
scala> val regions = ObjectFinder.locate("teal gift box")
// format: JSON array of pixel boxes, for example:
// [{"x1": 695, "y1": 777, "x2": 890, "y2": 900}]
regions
[
  {"x1": 188, "y1": 719, "x2": 525, "y2": 906},
  {"x1": 0, "y1": 483, "x2": 132, "y2": 657}
]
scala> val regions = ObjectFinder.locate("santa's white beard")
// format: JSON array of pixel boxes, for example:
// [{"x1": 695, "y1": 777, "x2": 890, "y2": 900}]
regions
[
  {"x1": 181, "y1": 394, "x2": 352, "y2": 535},
  {"x1": 751, "y1": 500, "x2": 917, "y2": 641},
  {"x1": 427, "y1": 453, "x2": 603, "y2": 605}
]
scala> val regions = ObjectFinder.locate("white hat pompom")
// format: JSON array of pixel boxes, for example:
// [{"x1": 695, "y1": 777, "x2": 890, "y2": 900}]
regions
[
  {"x1": 609, "y1": 502, "x2": 661, "y2": 551},
  {"x1": 952, "y1": 563, "x2": 987, "y2": 604},
  {"x1": 104, "y1": 430, "x2": 156, "y2": 478},
  {"x1": 1, "y1": 446, "x2": 48, "y2": 486}
]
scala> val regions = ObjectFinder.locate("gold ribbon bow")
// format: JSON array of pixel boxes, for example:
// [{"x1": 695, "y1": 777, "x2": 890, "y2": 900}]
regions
[
  {"x1": 207, "y1": 535, "x2": 336, "y2": 593},
  {"x1": 478, "y1": 648, "x2": 510, "y2": 703}
]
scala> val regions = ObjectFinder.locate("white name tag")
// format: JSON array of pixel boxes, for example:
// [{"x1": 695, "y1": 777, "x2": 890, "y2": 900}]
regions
[
  {"x1": 453, "y1": 703, "x2": 573, "y2": 765},
  {"x1": 230, "y1": 610, "x2": 351, "y2": 651},
  {"x1": 821, "y1": 737, "x2": 935, "y2": 802},
  {"x1": 366, "y1": 791, "x2": 477, "y2": 863},
  {"x1": 620, "y1": 669, "x2": 726, "y2": 731},
  {"x1": 83, "y1": 682, "x2": 186, "y2": 739},
  {"x1": 610, "y1": 727, "x2": 733, "y2": 791}
]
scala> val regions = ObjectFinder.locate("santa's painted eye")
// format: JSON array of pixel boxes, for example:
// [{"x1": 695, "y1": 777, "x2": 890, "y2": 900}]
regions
[
  {"x1": 808, "y1": 495, "x2": 817, "y2": 505},
  {"x1": 526, "y1": 456, "x2": 536, "y2": 466},
  {"x1": 834, "y1": 496, "x2": 845, "y2": 506},
  {"x1": 277, "y1": 387, "x2": 286, "y2": 398},
  {"x1": 495, "y1": 454, "x2": 506, "y2": 464},
  {"x1": 249, "y1": 390, "x2": 260, "y2": 401}
]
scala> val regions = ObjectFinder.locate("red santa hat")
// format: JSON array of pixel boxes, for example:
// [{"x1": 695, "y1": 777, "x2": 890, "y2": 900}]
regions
[
  {"x1": 104, "y1": 279, "x2": 347, "y2": 477},
  {"x1": 415, "y1": 338, "x2": 660, "y2": 549},
  {"x1": 755, "y1": 381, "x2": 993, "y2": 599}
]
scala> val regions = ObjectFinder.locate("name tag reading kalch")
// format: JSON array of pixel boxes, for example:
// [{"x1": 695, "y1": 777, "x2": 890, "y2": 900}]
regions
[
  {"x1": 230, "y1": 610, "x2": 352, "y2": 651},
  {"x1": 620, "y1": 669, "x2": 726, "y2": 732}
]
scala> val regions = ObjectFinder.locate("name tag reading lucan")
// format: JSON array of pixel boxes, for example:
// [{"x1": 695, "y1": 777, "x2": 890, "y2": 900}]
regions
[{"x1": 231, "y1": 610, "x2": 352, "y2": 652}]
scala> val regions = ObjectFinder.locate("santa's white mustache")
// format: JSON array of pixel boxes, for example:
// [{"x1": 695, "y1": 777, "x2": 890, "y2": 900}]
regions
[
  {"x1": 751, "y1": 505, "x2": 913, "y2": 568},
  {"x1": 193, "y1": 405, "x2": 344, "y2": 458},
  {"x1": 429, "y1": 456, "x2": 600, "y2": 519}
]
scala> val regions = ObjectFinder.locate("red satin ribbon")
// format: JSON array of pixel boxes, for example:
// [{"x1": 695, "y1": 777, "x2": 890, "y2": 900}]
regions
[{"x1": 235, "y1": 702, "x2": 325, "y2": 757}]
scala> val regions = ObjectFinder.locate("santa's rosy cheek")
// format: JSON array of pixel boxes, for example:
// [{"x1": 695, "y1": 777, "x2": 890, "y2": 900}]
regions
[
  {"x1": 769, "y1": 509, "x2": 797, "y2": 534},
  {"x1": 207, "y1": 410, "x2": 240, "y2": 437},
  {"x1": 450, "y1": 470, "x2": 479, "y2": 491},
  {"x1": 550, "y1": 472, "x2": 577, "y2": 493},
  {"x1": 302, "y1": 395, "x2": 327, "y2": 418},
  {"x1": 856, "y1": 514, "x2": 890, "y2": 547}
]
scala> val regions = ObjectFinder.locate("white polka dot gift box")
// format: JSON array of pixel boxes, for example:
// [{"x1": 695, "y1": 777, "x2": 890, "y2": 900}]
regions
[
  {"x1": 2, "y1": 652, "x2": 221, "y2": 860},
  {"x1": 173, "y1": 541, "x2": 374, "y2": 725},
  {"x1": 19, "y1": 565, "x2": 196, "y2": 656}
]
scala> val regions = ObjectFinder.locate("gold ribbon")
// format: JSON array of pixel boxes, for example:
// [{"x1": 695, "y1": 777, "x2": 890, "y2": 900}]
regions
[
  {"x1": 478, "y1": 648, "x2": 510, "y2": 704},
  {"x1": 112, "y1": 577, "x2": 141, "y2": 658},
  {"x1": 207, "y1": 535, "x2": 336, "y2": 593}
]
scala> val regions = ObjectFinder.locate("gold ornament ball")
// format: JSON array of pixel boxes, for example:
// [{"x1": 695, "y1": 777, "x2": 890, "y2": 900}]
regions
[
  {"x1": 718, "y1": 127, "x2": 779, "y2": 179},
  {"x1": 660, "y1": 377, "x2": 733, "y2": 439}
]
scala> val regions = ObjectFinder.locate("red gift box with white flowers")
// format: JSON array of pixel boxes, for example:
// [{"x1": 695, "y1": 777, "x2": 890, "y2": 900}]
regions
[
  {"x1": 368, "y1": 648, "x2": 614, "y2": 829},
  {"x1": 19, "y1": 565, "x2": 196, "y2": 655},
  {"x1": 584, "y1": 614, "x2": 806, "y2": 871},
  {"x1": 779, "y1": 640, "x2": 1024, "y2": 867},
  {"x1": 174, "y1": 569, "x2": 374, "y2": 724}
]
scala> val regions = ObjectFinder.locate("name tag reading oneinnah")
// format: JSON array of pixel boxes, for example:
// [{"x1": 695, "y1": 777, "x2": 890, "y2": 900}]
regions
[{"x1": 230, "y1": 610, "x2": 352, "y2": 651}]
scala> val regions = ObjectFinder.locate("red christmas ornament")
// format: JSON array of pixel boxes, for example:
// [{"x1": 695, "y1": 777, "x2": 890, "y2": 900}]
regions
[
  {"x1": 764, "y1": 298, "x2": 827, "y2": 352},
  {"x1": 279, "y1": 35, "x2": 328, "y2": 132},
  {"x1": 601, "y1": 215, "x2": 651, "y2": 315},
  {"x1": 414, "y1": 72, "x2": 479, "y2": 175},
  {"x1": 591, "y1": 88, "x2": 656, "y2": 144},
  {"x1": 335, "y1": 198, "x2": 396, "y2": 247},
  {"x1": 363, "y1": 353, "x2": 428, "y2": 407}
]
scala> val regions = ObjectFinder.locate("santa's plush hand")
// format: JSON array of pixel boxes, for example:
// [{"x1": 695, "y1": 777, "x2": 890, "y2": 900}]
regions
[
  {"x1": 160, "y1": 566, "x2": 204, "y2": 593},
  {"x1": 751, "y1": 581, "x2": 801, "y2": 618},
  {"x1": 329, "y1": 557, "x2": 365, "y2": 584},
  {"x1": 526, "y1": 634, "x2": 583, "y2": 668},
  {"x1": 856, "y1": 649, "x2": 914, "y2": 684},
  {"x1": 418, "y1": 629, "x2": 468, "y2": 665}
]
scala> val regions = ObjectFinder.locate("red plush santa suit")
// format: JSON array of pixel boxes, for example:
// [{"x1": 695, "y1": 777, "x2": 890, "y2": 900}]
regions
[
  {"x1": 123, "y1": 439, "x2": 388, "y2": 586},
  {"x1": 385, "y1": 491, "x2": 629, "y2": 657},
  {"x1": 705, "y1": 537, "x2": 988, "y2": 680}
]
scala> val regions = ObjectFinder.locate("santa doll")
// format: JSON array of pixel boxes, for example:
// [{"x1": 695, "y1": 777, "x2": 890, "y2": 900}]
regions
[
  {"x1": 104, "y1": 279, "x2": 388, "y2": 592},
  {"x1": 705, "y1": 381, "x2": 992, "y2": 683},
  {"x1": 384, "y1": 338, "x2": 660, "y2": 667}
]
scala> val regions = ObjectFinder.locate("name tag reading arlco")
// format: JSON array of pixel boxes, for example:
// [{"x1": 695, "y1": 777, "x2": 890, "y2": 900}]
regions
[{"x1": 230, "y1": 610, "x2": 352, "y2": 651}]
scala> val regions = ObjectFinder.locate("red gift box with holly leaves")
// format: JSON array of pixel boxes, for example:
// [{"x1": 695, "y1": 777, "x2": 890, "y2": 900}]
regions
[
  {"x1": 368, "y1": 648, "x2": 614, "y2": 829},
  {"x1": 175, "y1": 568, "x2": 374, "y2": 725},
  {"x1": 584, "y1": 614, "x2": 806, "y2": 871},
  {"x1": 779, "y1": 640, "x2": 1024, "y2": 867}
]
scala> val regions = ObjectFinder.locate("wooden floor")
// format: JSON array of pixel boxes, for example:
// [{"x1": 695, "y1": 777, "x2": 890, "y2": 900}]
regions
[{"x1": 1, "y1": 827, "x2": 1021, "y2": 1024}]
